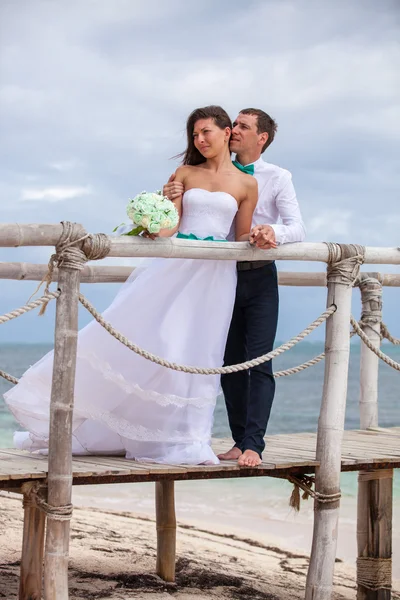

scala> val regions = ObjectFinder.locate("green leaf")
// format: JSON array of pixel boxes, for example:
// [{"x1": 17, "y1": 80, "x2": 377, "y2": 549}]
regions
[{"x1": 124, "y1": 225, "x2": 145, "y2": 236}]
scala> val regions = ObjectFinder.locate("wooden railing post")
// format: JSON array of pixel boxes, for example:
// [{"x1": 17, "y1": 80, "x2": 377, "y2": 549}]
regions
[
  {"x1": 356, "y1": 275, "x2": 392, "y2": 600},
  {"x1": 42, "y1": 224, "x2": 93, "y2": 600},
  {"x1": 43, "y1": 262, "x2": 81, "y2": 600},
  {"x1": 358, "y1": 275, "x2": 382, "y2": 429},
  {"x1": 19, "y1": 483, "x2": 46, "y2": 600},
  {"x1": 155, "y1": 481, "x2": 176, "y2": 582},
  {"x1": 306, "y1": 244, "x2": 364, "y2": 600}
]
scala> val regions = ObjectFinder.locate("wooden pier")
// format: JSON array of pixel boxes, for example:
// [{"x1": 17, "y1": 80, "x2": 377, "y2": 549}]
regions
[
  {"x1": 1, "y1": 428, "x2": 399, "y2": 489},
  {"x1": 0, "y1": 222, "x2": 399, "y2": 600}
]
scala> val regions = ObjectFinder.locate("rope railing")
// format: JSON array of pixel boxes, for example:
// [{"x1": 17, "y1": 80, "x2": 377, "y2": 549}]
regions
[
  {"x1": 1, "y1": 293, "x2": 399, "y2": 385},
  {"x1": 274, "y1": 352, "x2": 326, "y2": 378},
  {"x1": 0, "y1": 369, "x2": 18, "y2": 386},
  {"x1": 274, "y1": 330, "x2": 360, "y2": 378},
  {"x1": 0, "y1": 291, "x2": 60, "y2": 325},
  {"x1": 381, "y1": 323, "x2": 400, "y2": 345},
  {"x1": 350, "y1": 317, "x2": 400, "y2": 372},
  {"x1": 0, "y1": 292, "x2": 60, "y2": 384},
  {"x1": 0, "y1": 287, "x2": 335, "y2": 383},
  {"x1": 0, "y1": 224, "x2": 398, "y2": 383},
  {"x1": 78, "y1": 293, "x2": 336, "y2": 375}
]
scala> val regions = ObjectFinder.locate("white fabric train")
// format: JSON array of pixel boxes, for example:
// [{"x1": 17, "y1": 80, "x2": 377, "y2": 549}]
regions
[{"x1": 5, "y1": 188, "x2": 238, "y2": 465}]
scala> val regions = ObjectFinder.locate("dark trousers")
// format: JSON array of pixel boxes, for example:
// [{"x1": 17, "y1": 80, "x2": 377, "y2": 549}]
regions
[{"x1": 221, "y1": 263, "x2": 279, "y2": 457}]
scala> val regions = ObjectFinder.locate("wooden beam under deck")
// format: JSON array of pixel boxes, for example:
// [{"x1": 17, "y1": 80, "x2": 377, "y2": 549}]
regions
[{"x1": 0, "y1": 428, "x2": 398, "y2": 490}]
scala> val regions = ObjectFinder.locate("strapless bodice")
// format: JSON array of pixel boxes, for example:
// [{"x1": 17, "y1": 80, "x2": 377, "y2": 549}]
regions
[{"x1": 178, "y1": 188, "x2": 238, "y2": 241}]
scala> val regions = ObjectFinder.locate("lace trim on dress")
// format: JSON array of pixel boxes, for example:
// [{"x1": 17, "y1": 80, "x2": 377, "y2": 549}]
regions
[
  {"x1": 8, "y1": 378, "x2": 212, "y2": 445},
  {"x1": 77, "y1": 350, "x2": 217, "y2": 409},
  {"x1": 74, "y1": 409, "x2": 209, "y2": 444}
]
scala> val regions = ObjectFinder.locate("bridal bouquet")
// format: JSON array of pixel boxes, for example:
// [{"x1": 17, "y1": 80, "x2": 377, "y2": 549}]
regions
[{"x1": 114, "y1": 191, "x2": 179, "y2": 236}]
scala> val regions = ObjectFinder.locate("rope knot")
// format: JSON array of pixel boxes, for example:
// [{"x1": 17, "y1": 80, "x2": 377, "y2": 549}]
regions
[
  {"x1": 288, "y1": 474, "x2": 341, "y2": 511},
  {"x1": 21, "y1": 481, "x2": 73, "y2": 521},
  {"x1": 48, "y1": 221, "x2": 110, "y2": 281},
  {"x1": 357, "y1": 273, "x2": 383, "y2": 328},
  {"x1": 326, "y1": 243, "x2": 365, "y2": 287},
  {"x1": 29, "y1": 221, "x2": 111, "y2": 315},
  {"x1": 357, "y1": 557, "x2": 392, "y2": 591}
]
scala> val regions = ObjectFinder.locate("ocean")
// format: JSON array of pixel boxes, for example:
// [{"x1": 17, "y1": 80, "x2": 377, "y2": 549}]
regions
[
  {"x1": 1, "y1": 342, "x2": 399, "y2": 570},
  {"x1": 1, "y1": 342, "x2": 399, "y2": 482}
]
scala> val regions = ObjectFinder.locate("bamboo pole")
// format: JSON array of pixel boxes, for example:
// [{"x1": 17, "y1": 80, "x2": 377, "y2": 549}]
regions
[
  {"x1": 0, "y1": 223, "x2": 64, "y2": 246},
  {"x1": 0, "y1": 261, "x2": 134, "y2": 283},
  {"x1": 358, "y1": 276, "x2": 382, "y2": 430},
  {"x1": 43, "y1": 266, "x2": 81, "y2": 600},
  {"x1": 305, "y1": 246, "x2": 357, "y2": 600},
  {"x1": 105, "y1": 239, "x2": 400, "y2": 264},
  {"x1": 155, "y1": 481, "x2": 176, "y2": 582},
  {"x1": 1, "y1": 224, "x2": 400, "y2": 264},
  {"x1": 19, "y1": 488, "x2": 46, "y2": 600},
  {"x1": 357, "y1": 471, "x2": 393, "y2": 600},
  {"x1": 357, "y1": 276, "x2": 393, "y2": 600},
  {"x1": 1, "y1": 261, "x2": 400, "y2": 287}
]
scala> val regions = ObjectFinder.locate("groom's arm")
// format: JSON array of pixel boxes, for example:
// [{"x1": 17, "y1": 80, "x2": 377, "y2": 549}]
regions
[
  {"x1": 270, "y1": 171, "x2": 306, "y2": 244},
  {"x1": 157, "y1": 167, "x2": 188, "y2": 238},
  {"x1": 163, "y1": 173, "x2": 184, "y2": 200},
  {"x1": 251, "y1": 171, "x2": 305, "y2": 249}
]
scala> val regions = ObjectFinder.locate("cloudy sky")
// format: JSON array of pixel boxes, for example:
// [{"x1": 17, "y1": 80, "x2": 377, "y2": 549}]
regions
[{"x1": 0, "y1": 0, "x2": 399, "y2": 343}]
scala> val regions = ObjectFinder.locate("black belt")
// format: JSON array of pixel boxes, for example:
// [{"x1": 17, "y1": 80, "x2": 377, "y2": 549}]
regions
[{"x1": 237, "y1": 260, "x2": 274, "y2": 271}]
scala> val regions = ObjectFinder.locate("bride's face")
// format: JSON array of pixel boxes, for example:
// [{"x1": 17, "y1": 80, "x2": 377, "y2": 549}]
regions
[{"x1": 193, "y1": 118, "x2": 230, "y2": 159}]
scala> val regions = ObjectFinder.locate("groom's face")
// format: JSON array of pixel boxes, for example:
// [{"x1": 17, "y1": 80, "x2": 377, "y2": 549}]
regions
[{"x1": 230, "y1": 113, "x2": 262, "y2": 154}]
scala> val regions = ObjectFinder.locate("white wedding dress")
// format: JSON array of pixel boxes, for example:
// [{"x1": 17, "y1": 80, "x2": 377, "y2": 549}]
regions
[{"x1": 4, "y1": 188, "x2": 238, "y2": 464}]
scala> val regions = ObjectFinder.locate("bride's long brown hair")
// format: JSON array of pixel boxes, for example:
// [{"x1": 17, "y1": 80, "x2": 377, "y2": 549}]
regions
[{"x1": 179, "y1": 105, "x2": 232, "y2": 166}]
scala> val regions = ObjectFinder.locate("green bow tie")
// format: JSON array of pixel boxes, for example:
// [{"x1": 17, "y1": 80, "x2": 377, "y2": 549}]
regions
[{"x1": 233, "y1": 161, "x2": 255, "y2": 175}]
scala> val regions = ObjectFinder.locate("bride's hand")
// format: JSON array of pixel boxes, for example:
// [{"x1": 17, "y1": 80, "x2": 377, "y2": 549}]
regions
[{"x1": 142, "y1": 231, "x2": 159, "y2": 241}]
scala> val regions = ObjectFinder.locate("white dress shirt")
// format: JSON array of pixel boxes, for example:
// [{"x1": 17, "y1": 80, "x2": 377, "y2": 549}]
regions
[{"x1": 244, "y1": 157, "x2": 305, "y2": 245}]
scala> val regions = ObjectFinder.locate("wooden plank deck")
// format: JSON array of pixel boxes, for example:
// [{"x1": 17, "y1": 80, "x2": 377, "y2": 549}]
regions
[{"x1": 0, "y1": 427, "x2": 399, "y2": 489}]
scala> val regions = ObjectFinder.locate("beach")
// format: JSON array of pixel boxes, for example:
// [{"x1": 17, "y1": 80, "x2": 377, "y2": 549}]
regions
[{"x1": 3, "y1": 488, "x2": 399, "y2": 600}]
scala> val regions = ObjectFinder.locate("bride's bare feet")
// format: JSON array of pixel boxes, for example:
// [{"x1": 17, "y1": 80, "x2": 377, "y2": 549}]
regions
[
  {"x1": 238, "y1": 449, "x2": 261, "y2": 467},
  {"x1": 217, "y1": 446, "x2": 242, "y2": 461}
]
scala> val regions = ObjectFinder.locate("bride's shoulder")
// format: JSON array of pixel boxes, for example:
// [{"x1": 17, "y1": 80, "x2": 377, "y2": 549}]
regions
[
  {"x1": 234, "y1": 170, "x2": 258, "y2": 193},
  {"x1": 236, "y1": 172, "x2": 258, "y2": 206},
  {"x1": 174, "y1": 165, "x2": 197, "y2": 182},
  {"x1": 246, "y1": 174, "x2": 258, "y2": 191}
]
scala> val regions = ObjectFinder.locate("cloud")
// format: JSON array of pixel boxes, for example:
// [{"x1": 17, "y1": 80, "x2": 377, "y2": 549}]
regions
[
  {"x1": 0, "y1": 0, "x2": 399, "y2": 341},
  {"x1": 49, "y1": 159, "x2": 81, "y2": 172},
  {"x1": 21, "y1": 185, "x2": 93, "y2": 202}
]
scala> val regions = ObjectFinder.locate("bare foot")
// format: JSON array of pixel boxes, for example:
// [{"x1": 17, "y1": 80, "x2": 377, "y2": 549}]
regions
[
  {"x1": 238, "y1": 449, "x2": 261, "y2": 468},
  {"x1": 217, "y1": 446, "x2": 242, "y2": 461}
]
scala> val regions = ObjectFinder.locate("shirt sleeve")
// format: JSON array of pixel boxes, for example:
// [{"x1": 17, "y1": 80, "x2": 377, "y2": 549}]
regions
[{"x1": 269, "y1": 171, "x2": 306, "y2": 245}]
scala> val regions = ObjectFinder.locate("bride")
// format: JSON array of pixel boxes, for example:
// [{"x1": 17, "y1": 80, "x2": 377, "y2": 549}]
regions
[{"x1": 4, "y1": 105, "x2": 258, "y2": 465}]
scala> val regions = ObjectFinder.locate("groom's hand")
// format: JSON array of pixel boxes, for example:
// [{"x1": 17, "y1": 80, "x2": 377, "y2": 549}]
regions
[
  {"x1": 163, "y1": 173, "x2": 184, "y2": 200},
  {"x1": 250, "y1": 224, "x2": 278, "y2": 249}
]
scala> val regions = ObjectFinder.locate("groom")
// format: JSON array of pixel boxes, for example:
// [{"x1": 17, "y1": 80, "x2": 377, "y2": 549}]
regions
[{"x1": 163, "y1": 108, "x2": 305, "y2": 467}]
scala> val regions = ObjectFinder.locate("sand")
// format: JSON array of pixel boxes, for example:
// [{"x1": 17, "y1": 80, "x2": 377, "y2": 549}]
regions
[{"x1": 1, "y1": 491, "x2": 399, "y2": 600}]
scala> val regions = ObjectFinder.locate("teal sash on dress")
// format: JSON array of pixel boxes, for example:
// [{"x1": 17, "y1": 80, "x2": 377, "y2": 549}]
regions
[{"x1": 176, "y1": 232, "x2": 226, "y2": 242}]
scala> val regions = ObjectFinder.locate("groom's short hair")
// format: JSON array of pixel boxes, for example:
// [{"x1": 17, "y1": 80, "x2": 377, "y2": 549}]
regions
[{"x1": 240, "y1": 108, "x2": 277, "y2": 153}]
